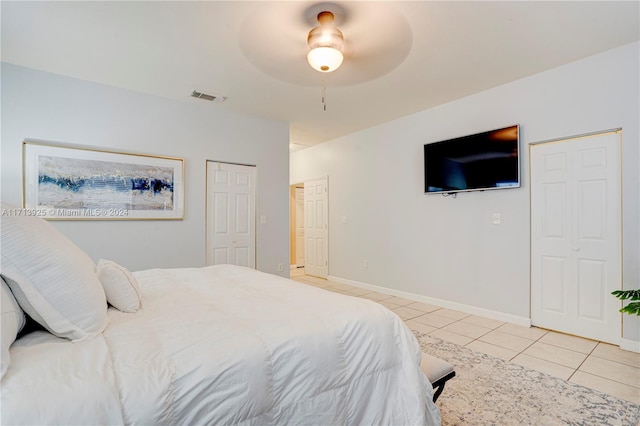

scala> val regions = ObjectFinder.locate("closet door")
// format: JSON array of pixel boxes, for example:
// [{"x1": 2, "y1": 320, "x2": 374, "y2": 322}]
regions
[
  {"x1": 206, "y1": 161, "x2": 256, "y2": 268},
  {"x1": 531, "y1": 131, "x2": 621, "y2": 344}
]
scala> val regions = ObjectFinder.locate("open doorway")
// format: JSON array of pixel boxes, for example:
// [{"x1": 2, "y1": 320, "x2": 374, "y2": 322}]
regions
[
  {"x1": 290, "y1": 184, "x2": 305, "y2": 275},
  {"x1": 290, "y1": 177, "x2": 329, "y2": 279}
]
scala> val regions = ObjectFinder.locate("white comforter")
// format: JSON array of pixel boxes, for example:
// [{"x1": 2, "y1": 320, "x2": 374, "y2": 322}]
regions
[{"x1": 2, "y1": 265, "x2": 441, "y2": 425}]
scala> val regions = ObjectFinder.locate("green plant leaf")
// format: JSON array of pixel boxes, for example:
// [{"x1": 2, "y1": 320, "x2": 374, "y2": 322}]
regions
[
  {"x1": 611, "y1": 289, "x2": 640, "y2": 301},
  {"x1": 619, "y1": 301, "x2": 640, "y2": 316}
]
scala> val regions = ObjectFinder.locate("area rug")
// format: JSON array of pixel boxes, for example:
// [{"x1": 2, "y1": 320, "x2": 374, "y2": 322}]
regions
[{"x1": 415, "y1": 332, "x2": 640, "y2": 426}]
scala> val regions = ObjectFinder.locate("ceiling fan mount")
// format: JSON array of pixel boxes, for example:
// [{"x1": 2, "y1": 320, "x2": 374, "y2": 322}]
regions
[{"x1": 303, "y1": 3, "x2": 348, "y2": 27}]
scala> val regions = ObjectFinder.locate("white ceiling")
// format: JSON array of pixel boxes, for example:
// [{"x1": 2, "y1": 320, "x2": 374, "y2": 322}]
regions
[{"x1": 2, "y1": 1, "x2": 639, "y2": 149}]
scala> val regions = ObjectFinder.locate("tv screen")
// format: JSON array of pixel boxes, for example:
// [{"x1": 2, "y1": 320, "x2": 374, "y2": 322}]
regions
[{"x1": 424, "y1": 125, "x2": 520, "y2": 194}]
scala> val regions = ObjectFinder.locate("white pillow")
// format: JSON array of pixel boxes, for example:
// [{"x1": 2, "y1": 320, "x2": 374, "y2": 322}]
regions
[
  {"x1": 96, "y1": 259, "x2": 141, "y2": 313},
  {"x1": 0, "y1": 205, "x2": 108, "y2": 341},
  {"x1": 1, "y1": 277, "x2": 26, "y2": 379}
]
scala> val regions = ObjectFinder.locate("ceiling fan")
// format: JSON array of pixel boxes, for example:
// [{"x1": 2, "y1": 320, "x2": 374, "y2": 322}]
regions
[
  {"x1": 238, "y1": 2, "x2": 412, "y2": 88},
  {"x1": 306, "y1": 10, "x2": 344, "y2": 73}
]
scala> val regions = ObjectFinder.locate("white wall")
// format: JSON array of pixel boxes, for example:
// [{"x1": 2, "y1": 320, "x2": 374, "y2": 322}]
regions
[
  {"x1": 291, "y1": 42, "x2": 639, "y2": 342},
  {"x1": 1, "y1": 63, "x2": 290, "y2": 276}
]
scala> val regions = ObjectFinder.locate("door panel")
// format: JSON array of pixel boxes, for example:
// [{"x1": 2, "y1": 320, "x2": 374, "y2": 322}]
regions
[
  {"x1": 206, "y1": 162, "x2": 256, "y2": 268},
  {"x1": 531, "y1": 132, "x2": 621, "y2": 344},
  {"x1": 541, "y1": 256, "x2": 567, "y2": 313},
  {"x1": 578, "y1": 180, "x2": 606, "y2": 239},
  {"x1": 235, "y1": 193, "x2": 250, "y2": 235},
  {"x1": 235, "y1": 246, "x2": 249, "y2": 267},
  {"x1": 213, "y1": 247, "x2": 229, "y2": 265},
  {"x1": 577, "y1": 259, "x2": 605, "y2": 320},
  {"x1": 213, "y1": 192, "x2": 229, "y2": 234},
  {"x1": 542, "y1": 182, "x2": 566, "y2": 238},
  {"x1": 304, "y1": 178, "x2": 328, "y2": 278}
]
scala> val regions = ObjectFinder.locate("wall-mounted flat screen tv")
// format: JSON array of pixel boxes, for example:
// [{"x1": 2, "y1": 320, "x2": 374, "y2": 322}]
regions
[{"x1": 424, "y1": 125, "x2": 520, "y2": 194}]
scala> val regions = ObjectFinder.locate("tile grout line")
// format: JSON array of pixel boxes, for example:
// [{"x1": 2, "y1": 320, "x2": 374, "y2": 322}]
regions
[
  {"x1": 465, "y1": 322, "x2": 507, "y2": 356},
  {"x1": 567, "y1": 343, "x2": 600, "y2": 382},
  {"x1": 516, "y1": 328, "x2": 551, "y2": 361}
]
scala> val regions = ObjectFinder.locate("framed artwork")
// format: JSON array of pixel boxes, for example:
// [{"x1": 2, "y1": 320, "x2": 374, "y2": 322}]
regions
[{"x1": 22, "y1": 141, "x2": 184, "y2": 220}]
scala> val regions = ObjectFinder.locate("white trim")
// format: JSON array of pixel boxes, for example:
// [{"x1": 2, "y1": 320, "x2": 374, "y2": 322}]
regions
[
  {"x1": 620, "y1": 338, "x2": 640, "y2": 354},
  {"x1": 528, "y1": 128, "x2": 622, "y2": 146},
  {"x1": 327, "y1": 275, "x2": 532, "y2": 327}
]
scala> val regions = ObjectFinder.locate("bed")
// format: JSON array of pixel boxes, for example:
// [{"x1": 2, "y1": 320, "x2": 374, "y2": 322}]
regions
[{"x1": 0, "y1": 208, "x2": 441, "y2": 425}]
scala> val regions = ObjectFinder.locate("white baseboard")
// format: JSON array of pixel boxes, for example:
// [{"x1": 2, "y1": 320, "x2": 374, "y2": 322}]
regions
[
  {"x1": 327, "y1": 275, "x2": 531, "y2": 327},
  {"x1": 327, "y1": 275, "x2": 640, "y2": 351},
  {"x1": 620, "y1": 338, "x2": 640, "y2": 353}
]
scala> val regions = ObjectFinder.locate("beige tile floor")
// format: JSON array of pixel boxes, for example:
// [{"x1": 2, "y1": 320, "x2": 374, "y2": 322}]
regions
[{"x1": 290, "y1": 269, "x2": 640, "y2": 404}]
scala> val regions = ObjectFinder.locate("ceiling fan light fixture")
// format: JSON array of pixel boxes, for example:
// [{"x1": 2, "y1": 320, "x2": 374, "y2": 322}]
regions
[
  {"x1": 307, "y1": 47, "x2": 344, "y2": 72},
  {"x1": 307, "y1": 11, "x2": 344, "y2": 73}
]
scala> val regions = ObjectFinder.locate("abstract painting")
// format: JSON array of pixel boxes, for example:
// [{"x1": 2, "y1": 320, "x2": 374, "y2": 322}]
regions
[{"x1": 23, "y1": 141, "x2": 184, "y2": 219}]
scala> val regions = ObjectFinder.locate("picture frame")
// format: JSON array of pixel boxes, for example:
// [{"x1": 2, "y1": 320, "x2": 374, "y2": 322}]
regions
[{"x1": 22, "y1": 141, "x2": 184, "y2": 220}]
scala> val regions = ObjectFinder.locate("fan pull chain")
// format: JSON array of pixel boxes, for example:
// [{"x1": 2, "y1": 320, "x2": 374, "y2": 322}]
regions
[{"x1": 322, "y1": 74, "x2": 327, "y2": 111}]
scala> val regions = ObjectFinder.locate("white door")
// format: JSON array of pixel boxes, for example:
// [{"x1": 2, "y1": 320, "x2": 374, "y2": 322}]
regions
[
  {"x1": 206, "y1": 161, "x2": 256, "y2": 268},
  {"x1": 304, "y1": 177, "x2": 328, "y2": 278},
  {"x1": 531, "y1": 131, "x2": 621, "y2": 344},
  {"x1": 295, "y1": 186, "x2": 305, "y2": 267}
]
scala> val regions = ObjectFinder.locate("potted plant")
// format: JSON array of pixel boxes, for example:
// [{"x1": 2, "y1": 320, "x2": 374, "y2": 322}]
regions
[{"x1": 612, "y1": 289, "x2": 640, "y2": 315}]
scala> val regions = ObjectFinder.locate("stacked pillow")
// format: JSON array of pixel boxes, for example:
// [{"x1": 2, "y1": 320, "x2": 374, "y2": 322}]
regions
[
  {"x1": 96, "y1": 259, "x2": 142, "y2": 313},
  {"x1": 1, "y1": 277, "x2": 25, "y2": 379},
  {"x1": 0, "y1": 206, "x2": 109, "y2": 342}
]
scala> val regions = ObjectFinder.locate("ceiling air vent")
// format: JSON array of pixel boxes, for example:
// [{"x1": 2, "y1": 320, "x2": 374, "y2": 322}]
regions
[{"x1": 191, "y1": 90, "x2": 225, "y2": 103}]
